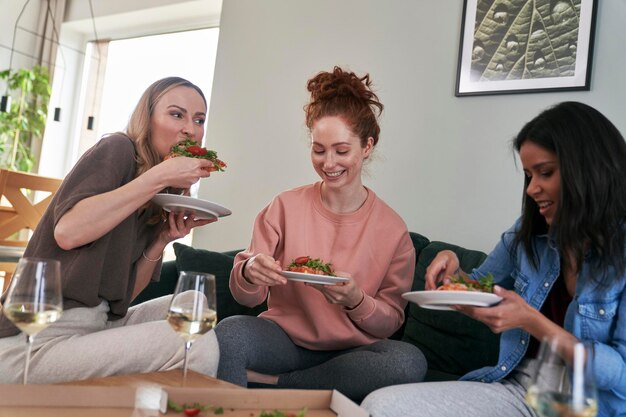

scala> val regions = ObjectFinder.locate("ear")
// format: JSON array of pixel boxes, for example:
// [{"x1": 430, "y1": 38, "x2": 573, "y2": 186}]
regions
[{"x1": 363, "y1": 137, "x2": 374, "y2": 158}]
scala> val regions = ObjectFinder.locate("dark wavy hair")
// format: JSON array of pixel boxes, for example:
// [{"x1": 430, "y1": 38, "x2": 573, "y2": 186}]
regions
[
  {"x1": 304, "y1": 66, "x2": 383, "y2": 148},
  {"x1": 513, "y1": 101, "x2": 626, "y2": 280}
]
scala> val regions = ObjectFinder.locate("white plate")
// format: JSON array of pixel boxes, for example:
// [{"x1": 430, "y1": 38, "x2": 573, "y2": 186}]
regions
[
  {"x1": 282, "y1": 270, "x2": 349, "y2": 285},
  {"x1": 151, "y1": 193, "x2": 232, "y2": 220},
  {"x1": 402, "y1": 290, "x2": 502, "y2": 311}
]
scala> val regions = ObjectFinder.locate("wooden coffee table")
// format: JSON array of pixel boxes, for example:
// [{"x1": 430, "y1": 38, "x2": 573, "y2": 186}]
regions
[
  {"x1": 59, "y1": 369, "x2": 240, "y2": 389},
  {"x1": 0, "y1": 371, "x2": 240, "y2": 416}
]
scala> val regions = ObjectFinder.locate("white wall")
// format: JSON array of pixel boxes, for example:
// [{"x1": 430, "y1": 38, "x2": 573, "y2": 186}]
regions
[
  {"x1": 0, "y1": 0, "x2": 46, "y2": 99},
  {"x1": 195, "y1": 0, "x2": 626, "y2": 254}
]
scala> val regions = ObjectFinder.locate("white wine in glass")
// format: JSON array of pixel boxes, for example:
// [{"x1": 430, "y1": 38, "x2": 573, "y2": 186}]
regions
[
  {"x1": 167, "y1": 271, "x2": 217, "y2": 384},
  {"x1": 3, "y1": 258, "x2": 63, "y2": 384},
  {"x1": 526, "y1": 339, "x2": 598, "y2": 417}
]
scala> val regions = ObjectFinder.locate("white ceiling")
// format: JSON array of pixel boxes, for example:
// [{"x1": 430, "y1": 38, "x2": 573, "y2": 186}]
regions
[{"x1": 62, "y1": 0, "x2": 222, "y2": 40}]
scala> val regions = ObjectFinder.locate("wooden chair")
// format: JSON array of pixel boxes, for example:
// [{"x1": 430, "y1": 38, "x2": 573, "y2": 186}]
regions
[{"x1": 0, "y1": 169, "x2": 63, "y2": 293}]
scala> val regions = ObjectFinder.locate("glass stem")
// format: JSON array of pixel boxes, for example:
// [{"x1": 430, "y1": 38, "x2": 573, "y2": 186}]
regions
[
  {"x1": 182, "y1": 340, "x2": 193, "y2": 386},
  {"x1": 23, "y1": 334, "x2": 34, "y2": 384}
]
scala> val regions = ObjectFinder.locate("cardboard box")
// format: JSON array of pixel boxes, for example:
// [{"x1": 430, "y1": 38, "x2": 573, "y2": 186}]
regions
[
  {"x1": 165, "y1": 387, "x2": 368, "y2": 417},
  {"x1": 0, "y1": 384, "x2": 165, "y2": 417},
  {"x1": 0, "y1": 385, "x2": 369, "y2": 417}
]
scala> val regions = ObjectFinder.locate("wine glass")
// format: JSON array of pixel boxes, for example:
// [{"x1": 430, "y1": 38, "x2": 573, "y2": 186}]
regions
[
  {"x1": 2, "y1": 258, "x2": 63, "y2": 384},
  {"x1": 167, "y1": 271, "x2": 217, "y2": 385},
  {"x1": 526, "y1": 338, "x2": 598, "y2": 417}
]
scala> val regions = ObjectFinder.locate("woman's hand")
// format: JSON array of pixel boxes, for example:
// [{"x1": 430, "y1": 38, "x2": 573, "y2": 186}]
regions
[
  {"x1": 453, "y1": 286, "x2": 538, "y2": 333},
  {"x1": 457, "y1": 286, "x2": 580, "y2": 363},
  {"x1": 133, "y1": 211, "x2": 215, "y2": 299},
  {"x1": 243, "y1": 254, "x2": 287, "y2": 286},
  {"x1": 306, "y1": 274, "x2": 364, "y2": 309},
  {"x1": 158, "y1": 211, "x2": 216, "y2": 245},
  {"x1": 424, "y1": 250, "x2": 460, "y2": 290},
  {"x1": 148, "y1": 156, "x2": 213, "y2": 190}
]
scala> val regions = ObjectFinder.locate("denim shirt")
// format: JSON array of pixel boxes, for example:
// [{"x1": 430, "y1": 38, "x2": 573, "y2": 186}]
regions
[{"x1": 460, "y1": 220, "x2": 626, "y2": 417}]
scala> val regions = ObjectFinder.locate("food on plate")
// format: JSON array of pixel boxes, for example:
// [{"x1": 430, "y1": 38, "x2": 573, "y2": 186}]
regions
[
  {"x1": 437, "y1": 273, "x2": 494, "y2": 293},
  {"x1": 286, "y1": 256, "x2": 335, "y2": 276},
  {"x1": 167, "y1": 400, "x2": 223, "y2": 416},
  {"x1": 164, "y1": 139, "x2": 227, "y2": 172},
  {"x1": 260, "y1": 409, "x2": 307, "y2": 417},
  {"x1": 167, "y1": 400, "x2": 305, "y2": 416}
]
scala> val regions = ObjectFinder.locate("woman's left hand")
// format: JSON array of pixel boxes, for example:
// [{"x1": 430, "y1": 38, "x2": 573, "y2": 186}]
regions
[
  {"x1": 159, "y1": 210, "x2": 216, "y2": 244},
  {"x1": 306, "y1": 273, "x2": 365, "y2": 309},
  {"x1": 453, "y1": 286, "x2": 537, "y2": 333}
]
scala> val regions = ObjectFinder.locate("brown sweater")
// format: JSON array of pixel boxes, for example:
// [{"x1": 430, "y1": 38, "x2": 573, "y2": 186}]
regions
[{"x1": 0, "y1": 134, "x2": 162, "y2": 338}]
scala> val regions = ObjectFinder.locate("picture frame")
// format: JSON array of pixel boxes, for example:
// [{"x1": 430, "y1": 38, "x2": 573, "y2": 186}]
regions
[{"x1": 455, "y1": 0, "x2": 598, "y2": 96}]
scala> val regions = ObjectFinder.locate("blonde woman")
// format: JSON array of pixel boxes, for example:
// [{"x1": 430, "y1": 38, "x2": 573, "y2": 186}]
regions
[{"x1": 0, "y1": 77, "x2": 220, "y2": 383}]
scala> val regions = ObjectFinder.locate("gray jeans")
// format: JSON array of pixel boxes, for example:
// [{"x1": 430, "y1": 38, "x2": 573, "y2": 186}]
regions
[
  {"x1": 0, "y1": 295, "x2": 219, "y2": 383},
  {"x1": 214, "y1": 315, "x2": 427, "y2": 402},
  {"x1": 361, "y1": 358, "x2": 541, "y2": 417}
]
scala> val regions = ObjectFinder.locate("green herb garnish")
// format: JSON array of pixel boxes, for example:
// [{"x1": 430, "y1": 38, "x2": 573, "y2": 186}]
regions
[
  {"x1": 260, "y1": 408, "x2": 307, "y2": 417},
  {"x1": 287, "y1": 256, "x2": 335, "y2": 276},
  {"x1": 449, "y1": 272, "x2": 495, "y2": 293}
]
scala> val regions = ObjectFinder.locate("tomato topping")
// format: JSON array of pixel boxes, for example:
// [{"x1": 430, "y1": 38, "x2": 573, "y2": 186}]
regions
[
  {"x1": 163, "y1": 139, "x2": 226, "y2": 172},
  {"x1": 183, "y1": 408, "x2": 201, "y2": 417},
  {"x1": 294, "y1": 256, "x2": 311, "y2": 265},
  {"x1": 286, "y1": 256, "x2": 335, "y2": 276},
  {"x1": 187, "y1": 145, "x2": 208, "y2": 156}
]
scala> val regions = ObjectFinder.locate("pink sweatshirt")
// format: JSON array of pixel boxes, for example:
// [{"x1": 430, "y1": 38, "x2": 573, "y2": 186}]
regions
[{"x1": 230, "y1": 182, "x2": 416, "y2": 350}]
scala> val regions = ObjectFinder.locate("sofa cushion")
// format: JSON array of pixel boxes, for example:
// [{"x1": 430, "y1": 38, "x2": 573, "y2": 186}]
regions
[
  {"x1": 402, "y1": 241, "x2": 500, "y2": 380},
  {"x1": 409, "y1": 231, "x2": 431, "y2": 260},
  {"x1": 388, "y1": 232, "x2": 431, "y2": 341},
  {"x1": 172, "y1": 243, "x2": 267, "y2": 322},
  {"x1": 131, "y1": 259, "x2": 179, "y2": 305}
]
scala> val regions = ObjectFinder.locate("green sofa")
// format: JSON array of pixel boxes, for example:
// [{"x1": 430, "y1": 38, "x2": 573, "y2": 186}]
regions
[{"x1": 133, "y1": 232, "x2": 500, "y2": 381}]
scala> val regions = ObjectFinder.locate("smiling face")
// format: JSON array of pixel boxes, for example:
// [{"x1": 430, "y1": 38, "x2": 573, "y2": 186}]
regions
[
  {"x1": 150, "y1": 86, "x2": 207, "y2": 158},
  {"x1": 310, "y1": 116, "x2": 373, "y2": 192},
  {"x1": 519, "y1": 141, "x2": 561, "y2": 227}
]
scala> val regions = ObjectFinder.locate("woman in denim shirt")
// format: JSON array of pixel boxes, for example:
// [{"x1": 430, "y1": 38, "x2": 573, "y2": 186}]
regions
[{"x1": 362, "y1": 101, "x2": 626, "y2": 417}]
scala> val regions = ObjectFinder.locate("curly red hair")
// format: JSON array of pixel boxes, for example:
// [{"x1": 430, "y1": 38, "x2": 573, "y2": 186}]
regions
[{"x1": 304, "y1": 66, "x2": 383, "y2": 148}]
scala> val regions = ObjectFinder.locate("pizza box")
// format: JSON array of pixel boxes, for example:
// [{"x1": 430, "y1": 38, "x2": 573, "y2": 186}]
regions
[
  {"x1": 164, "y1": 387, "x2": 369, "y2": 416},
  {"x1": 0, "y1": 384, "x2": 164, "y2": 417},
  {"x1": 0, "y1": 385, "x2": 369, "y2": 417}
]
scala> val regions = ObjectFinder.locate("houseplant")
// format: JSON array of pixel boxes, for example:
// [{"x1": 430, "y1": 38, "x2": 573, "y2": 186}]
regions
[{"x1": 0, "y1": 65, "x2": 51, "y2": 172}]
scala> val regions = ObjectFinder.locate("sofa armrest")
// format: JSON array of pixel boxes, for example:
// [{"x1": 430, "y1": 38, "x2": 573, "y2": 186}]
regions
[
  {"x1": 132, "y1": 244, "x2": 268, "y2": 322},
  {"x1": 131, "y1": 260, "x2": 178, "y2": 306},
  {"x1": 170, "y1": 243, "x2": 267, "y2": 321}
]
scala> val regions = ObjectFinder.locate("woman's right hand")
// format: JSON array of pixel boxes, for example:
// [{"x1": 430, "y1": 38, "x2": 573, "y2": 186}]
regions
[
  {"x1": 424, "y1": 250, "x2": 460, "y2": 290},
  {"x1": 149, "y1": 156, "x2": 214, "y2": 190},
  {"x1": 243, "y1": 254, "x2": 287, "y2": 286}
]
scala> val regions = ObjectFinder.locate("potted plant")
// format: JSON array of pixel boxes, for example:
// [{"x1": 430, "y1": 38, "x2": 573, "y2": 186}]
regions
[{"x1": 0, "y1": 65, "x2": 51, "y2": 172}]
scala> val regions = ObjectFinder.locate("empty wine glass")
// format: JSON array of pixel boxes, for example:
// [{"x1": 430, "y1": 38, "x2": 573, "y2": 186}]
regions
[
  {"x1": 526, "y1": 338, "x2": 598, "y2": 417},
  {"x1": 3, "y1": 258, "x2": 63, "y2": 384},
  {"x1": 167, "y1": 271, "x2": 217, "y2": 385}
]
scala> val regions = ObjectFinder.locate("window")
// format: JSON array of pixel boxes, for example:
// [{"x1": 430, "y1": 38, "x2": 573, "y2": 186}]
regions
[
  {"x1": 97, "y1": 28, "x2": 219, "y2": 140},
  {"x1": 68, "y1": 28, "x2": 220, "y2": 258}
]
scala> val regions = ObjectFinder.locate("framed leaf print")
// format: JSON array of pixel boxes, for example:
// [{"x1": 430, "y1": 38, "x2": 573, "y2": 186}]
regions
[{"x1": 455, "y1": 0, "x2": 597, "y2": 96}]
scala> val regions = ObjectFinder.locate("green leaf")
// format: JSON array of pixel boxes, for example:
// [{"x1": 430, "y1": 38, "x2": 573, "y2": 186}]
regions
[
  {"x1": 470, "y1": 0, "x2": 582, "y2": 82},
  {"x1": 0, "y1": 65, "x2": 50, "y2": 171}
]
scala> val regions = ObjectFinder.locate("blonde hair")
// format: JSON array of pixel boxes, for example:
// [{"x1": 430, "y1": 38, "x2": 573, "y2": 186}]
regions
[
  {"x1": 124, "y1": 77, "x2": 206, "y2": 224},
  {"x1": 126, "y1": 77, "x2": 207, "y2": 178}
]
